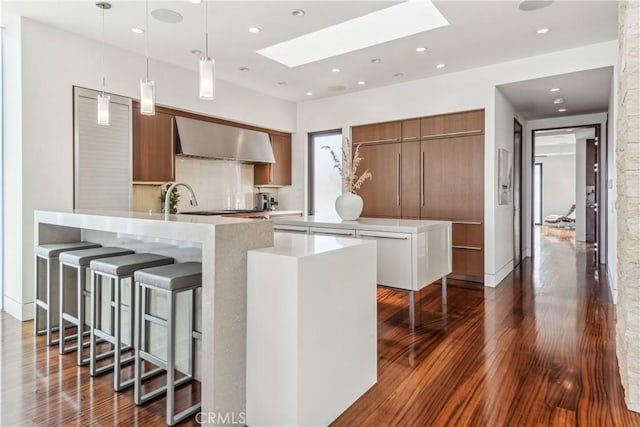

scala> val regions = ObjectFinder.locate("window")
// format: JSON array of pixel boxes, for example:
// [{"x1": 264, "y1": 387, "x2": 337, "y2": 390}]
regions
[
  {"x1": 534, "y1": 163, "x2": 543, "y2": 225},
  {"x1": 308, "y1": 130, "x2": 342, "y2": 216}
]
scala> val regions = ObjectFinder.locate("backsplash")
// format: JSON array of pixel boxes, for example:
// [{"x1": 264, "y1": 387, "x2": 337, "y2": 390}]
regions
[{"x1": 174, "y1": 157, "x2": 255, "y2": 210}]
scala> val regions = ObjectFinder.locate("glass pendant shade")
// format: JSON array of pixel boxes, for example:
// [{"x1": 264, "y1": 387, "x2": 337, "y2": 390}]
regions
[
  {"x1": 97, "y1": 93, "x2": 111, "y2": 125},
  {"x1": 199, "y1": 57, "x2": 215, "y2": 100},
  {"x1": 140, "y1": 78, "x2": 156, "y2": 115}
]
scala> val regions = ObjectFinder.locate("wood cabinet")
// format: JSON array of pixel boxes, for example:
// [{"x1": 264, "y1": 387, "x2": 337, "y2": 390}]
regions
[
  {"x1": 352, "y1": 121, "x2": 401, "y2": 145},
  {"x1": 400, "y1": 141, "x2": 421, "y2": 219},
  {"x1": 421, "y1": 109, "x2": 484, "y2": 139},
  {"x1": 254, "y1": 134, "x2": 292, "y2": 186},
  {"x1": 357, "y1": 143, "x2": 401, "y2": 218},
  {"x1": 401, "y1": 119, "x2": 421, "y2": 141},
  {"x1": 451, "y1": 222, "x2": 484, "y2": 278},
  {"x1": 420, "y1": 135, "x2": 484, "y2": 221},
  {"x1": 132, "y1": 106, "x2": 175, "y2": 182}
]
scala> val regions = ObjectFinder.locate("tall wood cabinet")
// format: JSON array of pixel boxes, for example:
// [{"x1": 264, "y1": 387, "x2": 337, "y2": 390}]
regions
[
  {"x1": 254, "y1": 134, "x2": 292, "y2": 186},
  {"x1": 352, "y1": 109, "x2": 485, "y2": 281},
  {"x1": 132, "y1": 103, "x2": 175, "y2": 182}
]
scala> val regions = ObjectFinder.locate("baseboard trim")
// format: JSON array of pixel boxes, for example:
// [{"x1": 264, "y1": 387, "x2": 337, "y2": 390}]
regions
[
  {"x1": 484, "y1": 260, "x2": 514, "y2": 288},
  {"x1": 2, "y1": 297, "x2": 34, "y2": 321}
]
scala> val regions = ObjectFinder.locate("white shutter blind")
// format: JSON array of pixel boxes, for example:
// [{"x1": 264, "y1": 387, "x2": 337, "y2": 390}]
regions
[{"x1": 75, "y1": 89, "x2": 131, "y2": 210}]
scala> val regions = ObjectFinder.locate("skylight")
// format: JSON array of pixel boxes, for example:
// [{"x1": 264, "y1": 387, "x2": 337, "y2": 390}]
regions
[{"x1": 257, "y1": 0, "x2": 449, "y2": 68}]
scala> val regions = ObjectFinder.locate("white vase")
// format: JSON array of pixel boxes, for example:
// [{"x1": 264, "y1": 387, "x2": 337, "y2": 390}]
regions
[{"x1": 335, "y1": 193, "x2": 363, "y2": 221}]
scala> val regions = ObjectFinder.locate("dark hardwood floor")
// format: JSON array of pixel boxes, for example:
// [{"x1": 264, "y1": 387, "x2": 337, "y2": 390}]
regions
[{"x1": 1, "y1": 230, "x2": 639, "y2": 426}]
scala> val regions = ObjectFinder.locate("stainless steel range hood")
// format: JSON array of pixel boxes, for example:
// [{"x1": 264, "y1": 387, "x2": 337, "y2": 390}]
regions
[{"x1": 175, "y1": 116, "x2": 275, "y2": 163}]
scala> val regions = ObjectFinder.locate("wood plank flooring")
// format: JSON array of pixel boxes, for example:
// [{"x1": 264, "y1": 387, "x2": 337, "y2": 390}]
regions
[{"x1": 1, "y1": 230, "x2": 639, "y2": 426}]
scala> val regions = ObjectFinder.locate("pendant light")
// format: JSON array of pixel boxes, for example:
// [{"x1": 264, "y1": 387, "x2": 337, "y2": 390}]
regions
[
  {"x1": 96, "y1": 2, "x2": 111, "y2": 125},
  {"x1": 199, "y1": 0, "x2": 215, "y2": 100},
  {"x1": 140, "y1": 0, "x2": 155, "y2": 115}
]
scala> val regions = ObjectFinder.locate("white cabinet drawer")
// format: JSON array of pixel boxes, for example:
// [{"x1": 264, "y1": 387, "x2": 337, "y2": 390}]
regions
[
  {"x1": 274, "y1": 225, "x2": 309, "y2": 234},
  {"x1": 309, "y1": 227, "x2": 356, "y2": 237},
  {"x1": 355, "y1": 230, "x2": 412, "y2": 289}
]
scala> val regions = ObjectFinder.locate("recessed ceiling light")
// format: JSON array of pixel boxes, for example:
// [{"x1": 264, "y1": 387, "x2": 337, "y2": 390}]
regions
[
  {"x1": 553, "y1": 97, "x2": 565, "y2": 104},
  {"x1": 189, "y1": 0, "x2": 202, "y2": 3},
  {"x1": 549, "y1": 87, "x2": 560, "y2": 92},
  {"x1": 291, "y1": 9, "x2": 305, "y2": 17},
  {"x1": 306, "y1": 91, "x2": 313, "y2": 96},
  {"x1": 357, "y1": 81, "x2": 366, "y2": 85},
  {"x1": 558, "y1": 108, "x2": 567, "y2": 112},
  {"x1": 131, "y1": 27, "x2": 144, "y2": 34},
  {"x1": 239, "y1": 67, "x2": 250, "y2": 72},
  {"x1": 249, "y1": 27, "x2": 261, "y2": 34},
  {"x1": 416, "y1": 47, "x2": 427, "y2": 52},
  {"x1": 393, "y1": 72, "x2": 404, "y2": 78},
  {"x1": 519, "y1": 0, "x2": 554, "y2": 11},
  {"x1": 537, "y1": 28, "x2": 551, "y2": 34},
  {"x1": 259, "y1": 1, "x2": 449, "y2": 68},
  {"x1": 436, "y1": 63, "x2": 446, "y2": 68},
  {"x1": 190, "y1": 49, "x2": 202, "y2": 56},
  {"x1": 150, "y1": 9, "x2": 183, "y2": 24},
  {"x1": 332, "y1": 68, "x2": 341, "y2": 73},
  {"x1": 277, "y1": 81, "x2": 287, "y2": 86},
  {"x1": 370, "y1": 58, "x2": 382, "y2": 64}
]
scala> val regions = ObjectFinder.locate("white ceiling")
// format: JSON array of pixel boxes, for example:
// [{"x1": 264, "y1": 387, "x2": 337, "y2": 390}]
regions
[
  {"x1": 3, "y1": 1, "x2": 618, "y2": 102},
  {"x1": 498, "y1": 67, "x2": 613, "y2": 119},
  {"x1": 535, "y1": 126, "x2": 596, "y2": 156}
]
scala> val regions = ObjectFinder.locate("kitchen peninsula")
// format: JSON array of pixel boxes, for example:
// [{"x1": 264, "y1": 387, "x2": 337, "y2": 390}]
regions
[{"x1": 34, "y1": 209, "x2": 273, "y2": 418}]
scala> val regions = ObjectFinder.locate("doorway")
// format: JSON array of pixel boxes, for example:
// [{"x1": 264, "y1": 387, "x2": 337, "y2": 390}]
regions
[
  {"x1": 513, "y1": 119, "x2": 523, "y2": 267},
  {"x1": 532, "y1": 125, "x2": 600, "y2": 263},
  {"x1": 307, "y1": 130, "x2": 343, "y2": 216}
]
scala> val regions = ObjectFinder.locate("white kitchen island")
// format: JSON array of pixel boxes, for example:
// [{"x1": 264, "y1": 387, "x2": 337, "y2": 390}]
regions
[
  {"x1": 34, "y1": 209, "x2": 273, "y2": 421},
  {"x1": 274, "y1": 216, "x2": 452, "y2": 328}
]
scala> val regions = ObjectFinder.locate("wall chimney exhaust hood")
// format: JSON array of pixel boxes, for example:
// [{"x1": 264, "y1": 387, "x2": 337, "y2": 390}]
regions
[{"x1": 175, "y1": 116, "x2": 275, "y2": 163}]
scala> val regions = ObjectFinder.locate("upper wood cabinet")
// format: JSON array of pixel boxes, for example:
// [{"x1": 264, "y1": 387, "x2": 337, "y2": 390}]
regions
[
  {"x1": 132, "y1": 105, "x2": 175, "y2": 182},
  {"x1": 254, "y1": 134, "x2": 292, "y2": 186},
  {"x1": 352, "y1": 121, "x2": 401, "y2": 145},
  {"x1": 400, "y1": 140, "x2": 421, "y2": 219},
  {"x1": 420, "y1": 109, "x2": 484, "y2": 139},
  {"x1": 401, "y1": 119, "x2": 421, "y2": 142},
  {"x1": 357, "y1": 143, "x2": 401, "y2": 218}
]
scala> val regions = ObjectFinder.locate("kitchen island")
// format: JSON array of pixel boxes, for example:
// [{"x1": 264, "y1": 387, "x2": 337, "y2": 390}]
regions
[
  {"x1": 34, "y1": 209, "x2": 273, "y2": 420},
  {"x1": 274, "y1": 216, "x2": 453, "y2": 328}
]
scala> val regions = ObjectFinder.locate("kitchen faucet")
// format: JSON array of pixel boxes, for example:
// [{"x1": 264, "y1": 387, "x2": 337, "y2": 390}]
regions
[{"x1": 164, "y1": 182, "x2": 198, "y2": 219}]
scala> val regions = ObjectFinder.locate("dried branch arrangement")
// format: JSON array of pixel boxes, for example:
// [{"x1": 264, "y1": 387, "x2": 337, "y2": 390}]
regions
[{"x1": 323, "y1": 137, "x2": 372, "y2": 194}]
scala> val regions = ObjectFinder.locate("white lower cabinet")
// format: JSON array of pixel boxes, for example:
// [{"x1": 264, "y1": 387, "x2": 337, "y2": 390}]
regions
[
  {"x1": 355, "y1": 230, "x2": 413, "y2": 289},
  {"x1": 274, "y1": 225, "x2": 309, "y2": 234}
]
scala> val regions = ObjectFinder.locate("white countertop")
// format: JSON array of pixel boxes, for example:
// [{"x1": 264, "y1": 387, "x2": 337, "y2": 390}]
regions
[
  {"x1": 273, "y1": 216, "x2": 451, "y2": 233},
  {"x1": 257, "y1": 231, "x2": 375, "y2": 258}
]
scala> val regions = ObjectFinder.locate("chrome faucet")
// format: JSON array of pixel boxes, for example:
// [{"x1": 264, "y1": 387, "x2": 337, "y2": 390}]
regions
[{"x1": 164, "y1": 182, "x2": 198, "y2": 219}]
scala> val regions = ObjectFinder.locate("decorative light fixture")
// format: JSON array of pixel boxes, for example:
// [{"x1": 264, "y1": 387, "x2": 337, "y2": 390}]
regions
[
  {"x1": 199, "y1": 0, "x2": 215, "y2": 100},
  {"x1": 96, "y1": 2, "x2": 111, "y2": 126},
  {"x1": 140, "y1": 0, "x2": 155, "y2": 115}
]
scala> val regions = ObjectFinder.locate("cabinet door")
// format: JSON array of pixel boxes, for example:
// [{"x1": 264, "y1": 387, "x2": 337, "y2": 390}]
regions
[
  {"x1": 401, "y1": 141, "x2": 421, "y2": 218},
  {"x1": 401, "y1": 119, "x2": 420, "y2": 142},
  {"x1": 420, "y1": 135, "x2": 484, "y2": 221},
  {"x1": 352, "y1": 122, "x2": 401, "y2": 145},
  {"x1": 355, "y1": 230, "x2": 412, "y2": 289},
  {"x1": 451, "y1": 222, "x2": 484, "y2": 277},
  {"x1": 132, "y1": 109, "x2": 175, "y2": 182},
  {"x1": 274, "y1": 225, "x2": 309, "y2": 234},
  {"x1": 357, "y1": 143, "x2": 402, "y2": 218},
  {"x1": 254, "y1": 134, "x2": 292, "y2": 186},
  {"x1": 420, "y1": 110, "x2": 484, "y2": 139}
]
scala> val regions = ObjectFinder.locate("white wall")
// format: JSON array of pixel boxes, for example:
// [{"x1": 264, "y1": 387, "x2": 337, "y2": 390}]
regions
[
  {"x1": 3, "y1": 16, "x2": 296, "y2": 320},
  {"x1": 283, "y1": 41, "x2": 617, "y2": 287},
  {"x1": 576, "y1": 138, "x2": 587, "y2": 240},
  {"x1": 535, "y1": 154, "x2": 576, "y2": 221}
]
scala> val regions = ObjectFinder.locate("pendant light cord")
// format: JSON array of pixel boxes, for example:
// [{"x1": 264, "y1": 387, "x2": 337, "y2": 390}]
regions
[
  {"x1": 145, "y1": 0, "x2": 149, "y2": 80},
  {"x1": 205, "y1": 0, "x2": 209, "y2": 58},
  {"x1": 101, "y1": 6, "x2": 105, "y2": 93}
]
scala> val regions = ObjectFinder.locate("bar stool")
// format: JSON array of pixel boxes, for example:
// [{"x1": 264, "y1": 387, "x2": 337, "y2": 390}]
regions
[
  {"x1": 89, "y1": 253, "x2": 174, "y2": 391},
  {"x1": 133, "y1": 262, "x2": 202, "y2": 426},
  {"x1": 58, "y1": 247, "x2": 135, "y2": 366},
  {"x1": 34, "y1": 241, "x2": 101, "y2": 346}
]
